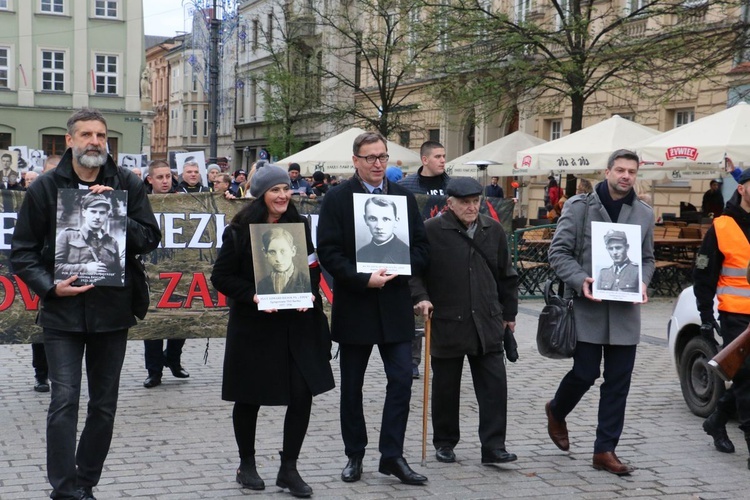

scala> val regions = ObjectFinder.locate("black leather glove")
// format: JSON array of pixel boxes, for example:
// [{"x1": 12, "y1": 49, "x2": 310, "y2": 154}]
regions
[
  {"x1": 700, "y1": 319, "x2": 720, "y2": 341},
  {"x1": 504, "y1": 325, "x2": 519, "y2": 363}
]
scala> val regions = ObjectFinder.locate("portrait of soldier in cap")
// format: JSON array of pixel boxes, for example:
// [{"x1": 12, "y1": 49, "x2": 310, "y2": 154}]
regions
[
  {"x1": 596, "y1": 228, "x2": 640, "y2": 293},
  {"x1": 54, "y1": 190, "x2": 127, "y2": 286}
]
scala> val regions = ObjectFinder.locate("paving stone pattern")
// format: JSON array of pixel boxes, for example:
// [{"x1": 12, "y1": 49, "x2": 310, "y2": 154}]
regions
[{"x1": 1, "y1": 298, "x2": 749, "y2": 499}]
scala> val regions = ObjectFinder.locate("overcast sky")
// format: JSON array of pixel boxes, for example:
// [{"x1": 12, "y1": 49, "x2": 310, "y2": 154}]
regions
[{"x1": 142, "y1": 1, "x2": 190, "y2": 37}]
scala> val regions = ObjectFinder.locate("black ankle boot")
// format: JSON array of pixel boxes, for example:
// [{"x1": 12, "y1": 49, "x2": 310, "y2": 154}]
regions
[
  {"x1": 276, "y1": 451, "x2": 312, "y2": 498},
  {"x1": 704, "y1": 409, "x2": 735, "y2": 453},
  {"x1": 236, "y1": 458, "x2": 264, "y2": 490}
]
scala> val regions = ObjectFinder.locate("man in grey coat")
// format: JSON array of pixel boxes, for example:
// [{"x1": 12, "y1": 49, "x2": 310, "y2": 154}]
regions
[
  {"x1": 411, "y1": 177, "x2": 518, "y2": 465},
  {"x1": 545, "y1": 149, "x2": 655, "y2": 475}
]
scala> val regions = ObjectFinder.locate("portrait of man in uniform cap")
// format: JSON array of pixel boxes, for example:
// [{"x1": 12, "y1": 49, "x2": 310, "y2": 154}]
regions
[
  {"x1": 596, "y1": 228, "x2": 640, "y2": 293},
  {"x1": 54, "y1": 189, "x2": 127, "y2": 286}
]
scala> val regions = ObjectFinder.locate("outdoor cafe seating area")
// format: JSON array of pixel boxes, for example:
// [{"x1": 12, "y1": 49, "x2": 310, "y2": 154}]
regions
[{"x1": 510, "y1": 219, "x2": 707, "y2": 298}]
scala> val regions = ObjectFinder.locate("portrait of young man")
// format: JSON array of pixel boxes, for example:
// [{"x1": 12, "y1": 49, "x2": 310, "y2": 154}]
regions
[
  {"x1": 354, "y1": 193, "x2": 411, "y2": 275},
  {"x1": 250, "y1": 223, "x2": 313, "y2": 310}
]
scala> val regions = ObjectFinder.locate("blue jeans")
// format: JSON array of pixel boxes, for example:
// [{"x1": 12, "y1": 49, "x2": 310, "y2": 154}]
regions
[{"x1": 44, "y1": 329, "x2": 128, "y2": 500}]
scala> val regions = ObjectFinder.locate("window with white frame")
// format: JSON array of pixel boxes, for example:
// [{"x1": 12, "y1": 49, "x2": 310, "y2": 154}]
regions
[
  {"x1": 238, "y1": 82, "x2": 245, "y2": 120},
  {"x1": 0, "y1": 47, "x2": 9, "y2": 88},
  {"x1": 556, "y1": 0, "x2": 570, "y2": 29},
  {"x1": 191, "y1": 109, "x2": 198, "y2": 136},
  {"x1": 550, "y1": 119, "x2": 562, "y2": 140},
  {"x1": 250, "y1": 78, "x2": 257, "y2": 119},
  {"x1": 384, "y1": 11, "x2": 397, "y2": 47},
  {"x1": 41, "y1": 0, "x2": 64, "y2": 14},
  {"x1": 438, "y1": 1, "x2": 449, "y2": 51},
  {"x1": 626, "y1": 0, "x2": 646, "y2": 14},
  {"x1": 94, "y1": 54, "x2": 117, "y2": 95},
  {"x1": 203, "y1": 109, "x2": 208, "y2": 136},
  {"x1": 41, "y1": 50, "x2": 65, "y2": 91},
  {"x1": 95, "y1": 0, "x2": 117, "y2": 18},
  {"x1": 0, "y1": 1, "x2": 9, "y2": 11},
  {"x1": 267, "y1": 13, "x2": 274, "y2": 43},
  {"x1": 675, "y1": 109, "x2": 694, "y2": 127},
  {"x1": 515, "y1": 0, "x2": 531, "y2": 23},
  {"x1": 170, "y1": 108, "x2": 178, "y2": 135}
]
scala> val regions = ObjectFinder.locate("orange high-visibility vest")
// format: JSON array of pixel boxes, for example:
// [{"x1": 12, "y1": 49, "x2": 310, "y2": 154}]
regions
[{"x1": 714, "y1": 216, "x2": 750, "y2": 313}]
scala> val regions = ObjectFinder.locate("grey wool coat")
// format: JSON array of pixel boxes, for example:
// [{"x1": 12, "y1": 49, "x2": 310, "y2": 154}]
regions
[{"x1": 547, "y1": 186, "x2": 655, "y2": 346}]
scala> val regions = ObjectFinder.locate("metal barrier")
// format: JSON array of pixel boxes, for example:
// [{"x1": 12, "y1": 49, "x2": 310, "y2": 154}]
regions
[{"x1": 512, "y1": 224, "x2": 558, "y2": 298}]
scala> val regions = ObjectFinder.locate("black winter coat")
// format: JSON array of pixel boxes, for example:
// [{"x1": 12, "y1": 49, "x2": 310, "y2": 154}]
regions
[
  {"x1": 316, "y1": 178, "x2": 429, "y2": 345},
  {"x1": 10, "y1": 150, "x2": 161, "y2": 332},
  {"x1": 410, "y1": 211, "x2": 518, "y2": 357},
  {"x1": 210, "y1": 218, "x2": 334, "y2": 405}
]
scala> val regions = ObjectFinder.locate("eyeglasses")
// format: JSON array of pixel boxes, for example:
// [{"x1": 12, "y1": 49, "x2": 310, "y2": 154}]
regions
[{"x1": 354, "y1": 154, "x2": 389, "y2": 165}]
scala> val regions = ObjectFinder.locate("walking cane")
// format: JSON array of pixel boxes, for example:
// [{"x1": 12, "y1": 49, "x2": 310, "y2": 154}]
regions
[{"x1": 421, "y1": 317, "x2": 431, "y2": 467}]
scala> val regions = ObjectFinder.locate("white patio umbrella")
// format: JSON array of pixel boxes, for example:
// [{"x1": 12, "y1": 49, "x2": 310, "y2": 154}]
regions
[
  {"x1": 445, "y1": 131, "x2": 547, "y2": 177},
  {"x1": 275, "y1": 127, "x2": 422, "y2": 176},
  {"x1": 515, "y1": 115, "x2": 662, "y2": 176},
  {"x1": 635, "y1": 101, "x2": 750, "y2": 178}
]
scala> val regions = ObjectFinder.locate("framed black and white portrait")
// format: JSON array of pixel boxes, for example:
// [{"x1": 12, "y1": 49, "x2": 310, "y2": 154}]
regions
[
  {"x1": 592, "y1": 221, "x2": 643, "y2": 302},
  {"x1": 353, "y1": 192, "x2": 411, "y2": 276},
  {"x1": 250, "y1": 222, "x2": 313, "y2": 310},
  {"x1": 54, "y1": 189, "x2": 128, "y2": 287}
]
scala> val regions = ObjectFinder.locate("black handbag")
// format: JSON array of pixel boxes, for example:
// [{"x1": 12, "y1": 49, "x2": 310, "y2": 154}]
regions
[
  {"x1": 536, "y1": 280, "x2": 576, "y2": 359},
  {"x1": 536, "y1": 193, "x2": 589, "y2": 359}
]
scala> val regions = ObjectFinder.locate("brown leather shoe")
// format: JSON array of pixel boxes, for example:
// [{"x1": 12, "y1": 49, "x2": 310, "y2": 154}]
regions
[
  {"x1": 545, "y1": 401, "x2": 569, "y2": 451},
  {"x1": 592, "y1": 451, "x2": 635, "y2": 475}
]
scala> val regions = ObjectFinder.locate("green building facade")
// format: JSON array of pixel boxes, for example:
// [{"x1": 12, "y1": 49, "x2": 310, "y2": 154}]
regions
[{"x1": 0, "y1": 0, "x2": 145, "y2": 158}]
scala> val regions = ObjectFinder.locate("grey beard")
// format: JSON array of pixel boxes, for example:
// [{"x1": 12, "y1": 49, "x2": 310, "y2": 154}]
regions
[{"x1": 75, "y1": 148, "x2": 107, "y2": 169}]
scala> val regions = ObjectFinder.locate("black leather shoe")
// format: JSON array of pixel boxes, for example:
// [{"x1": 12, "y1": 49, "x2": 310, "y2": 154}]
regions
[
  {"x1": 75, "y1": 486, "x2": 96, "y2": 500},
  {"x1": 143, "y1": 371, "x2": 162, "y2": 388},
  {"x1": 378, "y1": 456, "x2": 427, "y2": 485},
  {"x1": 341, "y1": 456, "x2": 363, "y2": 482},
  {"x1": 164, "y1": 354, "x2": 190, "y2": 378},
  {"x1": 481, "y1": 448, "x2": 518, "y2": 464},
  {"x1": 34, "y1": 378, "x2": 50, "y2": 393},
  {"x1": 435, "y1": 447, "x2": 456, "y2": 463},
  {"x1": 703, "y1": 412, "x2": 735, "y2": 453}
]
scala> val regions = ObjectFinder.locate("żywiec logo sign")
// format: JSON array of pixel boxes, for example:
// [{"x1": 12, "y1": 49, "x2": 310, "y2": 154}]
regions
[
  {"x1": 665, "y1": 147, "x2": 699, "y2": 161},
  {"x1": 520, "y1": 155, "x2": 532, "y2": 169}
]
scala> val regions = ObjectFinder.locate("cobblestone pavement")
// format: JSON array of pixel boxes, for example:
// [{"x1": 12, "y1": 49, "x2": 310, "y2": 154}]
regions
[{"x1": 2, "y1": 297, "x2": 749, "y2": 499}]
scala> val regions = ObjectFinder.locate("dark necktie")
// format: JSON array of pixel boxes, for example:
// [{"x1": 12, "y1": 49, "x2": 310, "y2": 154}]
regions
[{"x1": 373, "y1": 188, "x2": 382, "y2": 194}]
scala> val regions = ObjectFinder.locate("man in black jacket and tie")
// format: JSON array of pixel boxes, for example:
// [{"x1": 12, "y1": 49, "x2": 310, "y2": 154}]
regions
[{"x1": 317, "y1": 131, "x2": 430, "y2": 486}]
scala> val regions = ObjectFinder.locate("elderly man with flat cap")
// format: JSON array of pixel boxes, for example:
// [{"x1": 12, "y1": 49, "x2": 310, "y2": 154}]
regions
[
  {"x1": 597, "y1": 230, "x2": 639, "y2": 292},
  {"x1": 54, "y1": 192, "x2": 123, "y2": 284},
  {"x1": 411, "y1": 177, "x2": 518, "y2": 465}
]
